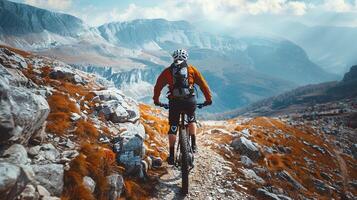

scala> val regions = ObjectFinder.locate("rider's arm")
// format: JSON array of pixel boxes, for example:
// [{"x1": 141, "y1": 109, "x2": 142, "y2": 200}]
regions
[
  {"x1": 153, "y1": 69, "x2": 168, "y2": 104},
  {"x1": 192, "y1": 66, "x2": 212, "y2": 102}
]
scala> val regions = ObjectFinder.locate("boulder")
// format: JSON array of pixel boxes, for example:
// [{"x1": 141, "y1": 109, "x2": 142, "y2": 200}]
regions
[
  {"x1": 231, "y1": 137, "x2": 261, "y2": 161},
  {"x1": 107, "y1": 173, "x2": 124, "y2": 200},
  {"x1": 31, "y1": 164, "x2": 64, "y2": 196},
  {"x1": 241, "y1": 169, "x2": 265, "y2": 184},
  {"x1": 49, "y1": 67, "x2": 84, "y2": 84},
  {"x1": 83, "y1": 176, "x2": 96, "y2": 193},
  {"x1": 257, "y1": 188, "x2": 292, "y2": 200},
  {"x1": 38, "y1": 143, "x2": 60, "y2": 162},
  {"x1": 241, "y1": 129, "x2": 251, "y2": 138},
  {"x1": 277, "y1": 171, "x2": 306, "y2": 191},
  {"x1": 240, "y1": 155, "x2": 253, "y2": 167},
  {"x1": 2, "y1": 144, "x2": 28, "y2": 165},
  {"x1": 18, "y1": 184, "x2": 39, "y2": 200},
  {"x1": 0, "y1": 48, "x2": 27, "y2": 69},
  {"x1": 27, "y1": 146, "x2": 41, "y2": 157},
  {"x1": 70, "y1": 113, "x2": 81, "y2": 121},
  {"x1": 313, "y1": 178, "x2": 333, "y2": 195},
  {"x1": 94, "y1": 89, "x2": 140, "y2": 123},
  {"x1": 351, "y1": 144, "x2": 357, "y2": 159},
  {"x1": 0, "y1": 74, "x2": 49, "y2": 145},
  {"x1": 36, "y1": 185, "x2": 50, "y2": 197},
  {"x1": 0, "y1": 162, "x2": 31, "y2": 200}
]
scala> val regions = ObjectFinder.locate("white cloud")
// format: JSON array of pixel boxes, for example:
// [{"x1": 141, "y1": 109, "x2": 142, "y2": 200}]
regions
[
  {"x1": 322, "y1": 0, "x2": 356, "y2": 12},
  {"x1": 288, "y1": 1, "x2": 307, "y2": 15},
  {"x1": 24, "y1": 0, "x2": 72, "y2": 11},
  {"x1": 86, "y1": 0, "x2": 309, "y2": 25},
  {"x1": 50, "y1": 0, "x2": 357, "y2": 27}
]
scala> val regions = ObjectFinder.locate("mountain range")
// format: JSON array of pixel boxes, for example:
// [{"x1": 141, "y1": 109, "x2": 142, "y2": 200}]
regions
[
  {"x1": 217, "y1": 65, "x2": 357, "y2": 119},
  {"x1": 0, "y1": 0, "x2": 340, "y2": 113}
]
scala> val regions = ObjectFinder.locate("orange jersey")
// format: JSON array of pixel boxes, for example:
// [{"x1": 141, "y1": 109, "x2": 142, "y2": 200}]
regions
[{"x1": 153, "y1": 64, "x2": 212, "y2": 103}]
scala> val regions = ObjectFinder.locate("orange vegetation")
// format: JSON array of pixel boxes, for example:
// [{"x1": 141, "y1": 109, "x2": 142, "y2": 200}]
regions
[
  {"x1": 0, "y1": 44, "x2": 31, "y2": 57},
  {"x1": 74, "y1": 119, "x2": 99, "y2": 139},
  {"x1": 208, "y1": 117, "x2": 354, "y2": 199},
  {"x1": 62, "y1": 143, "x2": 119, "y2": 200},
  {"x1": 139, "y1": 104, "x2": 169, "y2": 160}
]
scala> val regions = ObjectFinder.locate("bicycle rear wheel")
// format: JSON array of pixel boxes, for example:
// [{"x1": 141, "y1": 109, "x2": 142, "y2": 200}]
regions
[{"x1": 179, "y1": 125, "x2": 190, "y2": 194}]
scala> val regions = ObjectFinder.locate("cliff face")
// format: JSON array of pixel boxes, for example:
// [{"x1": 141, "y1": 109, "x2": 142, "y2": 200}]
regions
[{"x1": 0, "y1": 0, "x2": 86, "y2": 37}]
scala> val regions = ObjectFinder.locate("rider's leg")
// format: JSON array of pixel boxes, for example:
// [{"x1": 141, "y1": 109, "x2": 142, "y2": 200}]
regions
[
  {"x1": 188, "y1": 122, "x2": 196, "y2": 135},
  {"x1": 169, "y1": 134, "x2": 176, "y2": 158},
  {"x1": 188, "y1": 122, "x2": 197, "y2": 151},
  {"x1": 168, "y1": 99, "x2": 179, "y2": 164}
]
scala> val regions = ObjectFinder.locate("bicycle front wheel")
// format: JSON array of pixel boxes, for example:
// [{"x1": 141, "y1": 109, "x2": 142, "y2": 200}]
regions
[{"x1": 179, "y1": 126, "x2": 190, "y2": 194}]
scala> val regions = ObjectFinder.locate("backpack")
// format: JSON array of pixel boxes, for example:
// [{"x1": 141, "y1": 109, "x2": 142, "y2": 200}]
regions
[{"x1": 170, "y1": 62, "x2": 195, "y2": 98}]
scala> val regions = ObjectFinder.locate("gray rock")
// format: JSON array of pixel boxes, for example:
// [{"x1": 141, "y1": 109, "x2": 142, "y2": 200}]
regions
[
  {"x1": 257, "y1": 188, "x2": 292, "y2": 200},
  {"x1": 320, "y1": 172, "x2": 332, "y2": 181},
  {"x1": 313, "y1": 178, "x2": 332, "y2": 195},
  {"x1": 61, "y1": 150, "x2": 79, "y2": 161},
  {"x1": 241, "y1": 129, "x2": 251, "y2": 138},
  {"x1": 107, "y1": 173, "x2": 124, "y2": 200},
  {"x1": 70, "y1": 112, "x2": 81, "y2": 121},
  {"x1": 2, "y1": 144, "x2": 28, "y2": 165},
  {"x1": 35, "y1": 143, "x2": 60, "y2": 162},
  {"x1": 31, "y1": 164, "x2": 64, "y2": 196},
  {"x1": 27, "y1": 146, "x2": 41, "y2": 157},
  {"x1": 241, "y1": 169, "x2": 265, "y2": 184},
  {"x1": 0, "y1": 48, "x2": 27, "y2": 69},
  {"x1": 37, "y1": 185, "x2": 50, "y2": 197},
  {"x1": 94, "y1": 89, "x2": 140, "y2": 123},
  {"x1": 277, "y1": 171, "x2": 306, "y2": 191},
  {"x1": 231, "y1": 137, "x2": 261, "y2": 161},
  {"x1": 18, "y1": 184, "x2": 39, "y2": 200},
  {"x1": 83, "y1": 176, "x2": 96, "y2": 193},
  {"x1": 41, "y1": 197, "x2": 61, "y2": 200},
  {"x1": 351, "y1": 144, "x2": 357, "y2": 159},
  {"x1": 49, "y1": 67, "x2": 84, "y2": 84},
  {"x1": 0, "y1": 73, "x2": 49, "y2": 145},
  {"x1": 277, "y1": 146, "x2": 292, "y2": 154},
  {"x1": 240, "y1": 155, "x2": 253, "y2": 167},
  {"x1": 0, "y1": 162, "x2": 31, "y2": 200}
]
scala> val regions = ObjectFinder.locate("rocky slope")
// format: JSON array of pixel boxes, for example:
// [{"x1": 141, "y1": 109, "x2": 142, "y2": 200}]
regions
[
  {"x1": 131, "y1": 105, "x2": 356, "y2": 199},
  {"x1": 0, "y1": 45, "x2": 168, "y2": 199}
]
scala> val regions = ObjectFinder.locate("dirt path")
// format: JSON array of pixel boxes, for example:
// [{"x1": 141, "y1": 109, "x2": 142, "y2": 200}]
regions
[
  {"x1": 152, "y1": 130, "x2": 247, "y2": 200},
  {"x1": 333, "y1": 149, "x2": 349, "y2": 192}
]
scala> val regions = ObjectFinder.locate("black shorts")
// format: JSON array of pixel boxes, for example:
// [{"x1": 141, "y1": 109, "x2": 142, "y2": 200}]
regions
[{"x1": 168, "y1": 97, "x2": 196, "y2": 134}]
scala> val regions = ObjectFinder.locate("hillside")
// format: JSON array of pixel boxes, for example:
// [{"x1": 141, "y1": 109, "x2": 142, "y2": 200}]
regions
[
  {"x1": 0, "y1": 45, "x2": 170, "y2": 199},
  {"x1": 218, "y1": 65, "x2": 357, "y2": 119}
]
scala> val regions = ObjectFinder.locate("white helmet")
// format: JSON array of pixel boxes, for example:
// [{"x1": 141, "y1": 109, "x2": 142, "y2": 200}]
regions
[{"x1": 172, "y1": 49, "x2": 188, "y2": 61}]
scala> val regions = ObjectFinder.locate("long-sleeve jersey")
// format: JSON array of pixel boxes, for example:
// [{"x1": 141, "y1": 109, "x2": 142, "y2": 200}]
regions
[{"x1": 153, "y1": 64, "x2": 212, "y2": 103}]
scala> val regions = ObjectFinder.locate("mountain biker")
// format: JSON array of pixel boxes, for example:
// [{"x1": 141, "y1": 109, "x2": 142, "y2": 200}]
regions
[{"x1": 153, "y1": 49, "x2": 212, "y2": 165}]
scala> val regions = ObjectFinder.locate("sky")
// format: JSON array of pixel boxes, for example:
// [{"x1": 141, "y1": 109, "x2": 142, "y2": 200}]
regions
[{"x1": 9, "y1": 0, "x2": 357, "y2": 28}]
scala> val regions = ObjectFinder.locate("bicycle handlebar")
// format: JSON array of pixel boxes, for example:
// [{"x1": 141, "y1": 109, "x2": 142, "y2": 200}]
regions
[{"x1": 157, "y1": 103, "x2": 208, "y2": 110}]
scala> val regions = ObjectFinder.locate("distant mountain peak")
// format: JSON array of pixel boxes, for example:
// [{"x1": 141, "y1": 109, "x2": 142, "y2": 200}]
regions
[{"x1": 343, "y1": 65, "x2": 357, "y2": 82}]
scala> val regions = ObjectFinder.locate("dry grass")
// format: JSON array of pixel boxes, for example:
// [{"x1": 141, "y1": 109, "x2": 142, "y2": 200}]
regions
[
  {"x1": 46, "y1": 112, "x2": 71, "y2": 135},
  {"x1": 0, "y1": 44, "x2": 31, "y2": 57},
  {"x1": 45, "y1": 93, "x2": 79, "y2": 135},
  {"x1": 74, "y1": 119, "x2": 99, "y2": 139},
  {"x1": 234, "y1": 117, "x2": 346, "y2": 198},
  {"x1": 62, "y1": 143, "x2": 118, "y2": 200},
  {"x1": 139, "y1": 104, "x2": 169, "y2": 160}
]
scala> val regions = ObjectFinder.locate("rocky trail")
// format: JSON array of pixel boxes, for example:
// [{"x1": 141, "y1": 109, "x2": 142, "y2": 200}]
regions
[{"x1": 153, "y1": 123, "x2": 249, "y2": 200}]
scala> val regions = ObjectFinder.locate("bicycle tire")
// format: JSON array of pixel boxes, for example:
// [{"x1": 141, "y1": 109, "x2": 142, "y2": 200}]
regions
[{"x1": 179, "y1": 125, "x2": 190, "y2": 194}]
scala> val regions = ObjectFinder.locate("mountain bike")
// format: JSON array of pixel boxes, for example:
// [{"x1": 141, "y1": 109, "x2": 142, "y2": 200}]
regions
[{"x1": 160, "y1": 103, "x2": 207, "y2": 194}]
